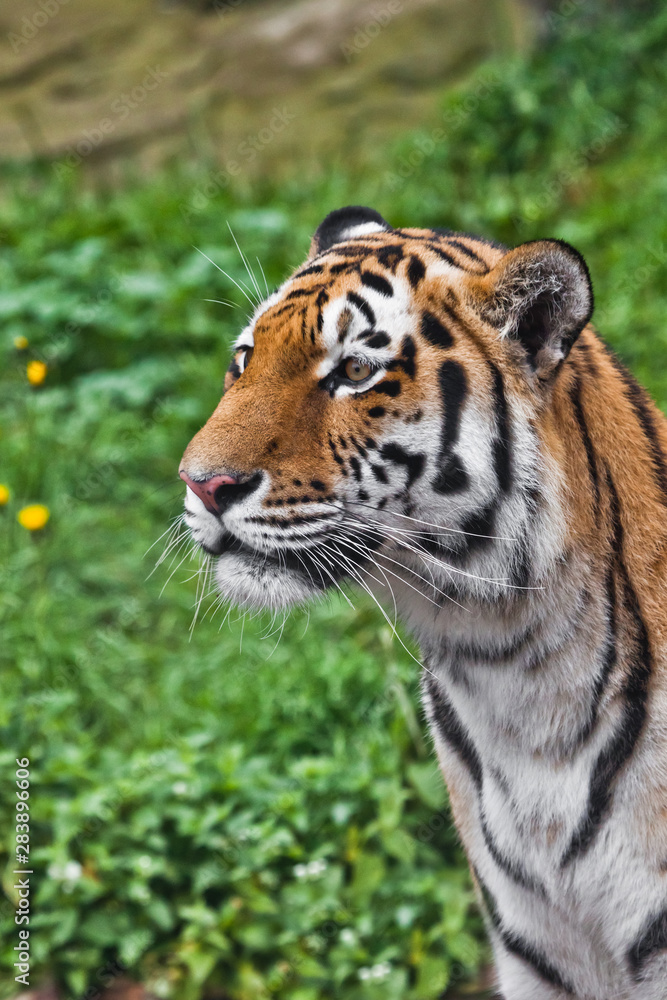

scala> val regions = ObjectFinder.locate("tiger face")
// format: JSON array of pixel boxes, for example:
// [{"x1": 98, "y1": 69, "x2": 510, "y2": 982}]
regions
[{"x1": 179, "y1": 206, "x2": 592, "y2": 612}]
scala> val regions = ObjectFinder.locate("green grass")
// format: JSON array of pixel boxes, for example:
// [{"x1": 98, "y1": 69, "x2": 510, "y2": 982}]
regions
[{"x1": 1, "y1": 5, "x2": 666, "y2": 998}]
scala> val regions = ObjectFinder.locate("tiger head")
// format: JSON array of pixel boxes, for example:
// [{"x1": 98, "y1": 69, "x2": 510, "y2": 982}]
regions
[{"x1": 179, "y1": 207, "x2": 592, "y2": 612}]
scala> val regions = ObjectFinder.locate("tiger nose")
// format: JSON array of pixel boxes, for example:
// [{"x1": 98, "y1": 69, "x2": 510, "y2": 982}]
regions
[{"x1": 179, "y1": 469, "x2": 241, "y2": 515}]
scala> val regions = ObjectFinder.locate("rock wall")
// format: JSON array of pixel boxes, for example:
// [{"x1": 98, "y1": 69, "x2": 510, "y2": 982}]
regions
[{"x1": 0, "y1": 0, "x2": 537, "y2": 176}]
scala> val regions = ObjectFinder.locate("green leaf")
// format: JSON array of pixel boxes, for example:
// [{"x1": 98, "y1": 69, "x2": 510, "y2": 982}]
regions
[
  {"x1": 406, "y1": 762, "x2": 446, "y2": 810},
  {"x1": 412, "y1": 955, "x2": 450, "y2": 998}
]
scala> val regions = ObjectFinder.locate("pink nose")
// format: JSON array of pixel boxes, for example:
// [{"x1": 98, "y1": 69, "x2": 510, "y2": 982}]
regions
[{"x1": 179, "y1": 470, "x2": 239, "y2": 515}]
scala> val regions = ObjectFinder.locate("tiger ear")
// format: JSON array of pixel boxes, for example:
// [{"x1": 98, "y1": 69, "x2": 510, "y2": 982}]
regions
[
  {"x1": 476, "y1": 239, "x2": 593, "y2": 376},
  {"x1": 308, "y1": 206, "x2": 392, "y2": 258}
]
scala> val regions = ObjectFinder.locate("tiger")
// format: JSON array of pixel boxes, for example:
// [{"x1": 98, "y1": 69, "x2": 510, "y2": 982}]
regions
[{"x1": 178, "y1": 206, "x2": 667, "y2": 1000}]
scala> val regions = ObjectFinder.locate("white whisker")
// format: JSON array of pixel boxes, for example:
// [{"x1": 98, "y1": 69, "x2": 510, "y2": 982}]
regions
[
  {"x1": 194, "y1": 246, "x2": 257, "y2": 309},
  {"x1": 227, "y1": 223, "x2": 263, "y2": 303}
]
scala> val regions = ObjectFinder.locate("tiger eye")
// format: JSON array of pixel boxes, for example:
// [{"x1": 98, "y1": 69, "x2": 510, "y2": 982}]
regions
[{"x1": 344, "y1": 358, "x2": 372, "y2": 382}]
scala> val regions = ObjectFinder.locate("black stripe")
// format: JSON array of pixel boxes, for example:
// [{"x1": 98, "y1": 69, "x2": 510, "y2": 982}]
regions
[
  {"x1": 510, "y1": 536, "x2": 531, "y2": 589},
  {"x1": 489, "y1": 362, "x2": 511, "y2": 493},
  {"x1": 347, "y1": 291, "x2": 375, "y2": 327},
  {"x1": 432, "y1": 454, "x2": 469, "y2": 494},
  {"x1": 438, "y1": 297, "x2": 470, "y2": 336},
  {"x1": 444, "y1": 238, "x2": 490, "y2": 270},
  {"x1": 425, "y1": 675, "x2": 482, "y2": 787},
  {"x1": 428, "y1": 244, "x2": 461, "y2": 268},
  {"x1": 296, "y1": 263, "x2": 324, "y2": 276},
  {"x1": 604, "y1": 344, "x2": 667, "y2": 504},
  {"x1": 570, "y1": 376, "x2": 600, "y2": 523},
  {"x1": 475, "y1": 872, "x2": 575, "y2": 993},
  {"x1": 379, "y1": 443, "x2": 424, "y2": 486},
  {"x1": 375, "y1": 244, "x2": 404, "y2": 272},
  {"x1": 407, "y1": 255, "x2": 426, "y2": 288},
  {"x1": 372, "y1": 380, "x2": 401, "y2": 397},
  {"x1": 368, "y1": 406, "x2": 385, "y2": 418},
  {"x1": 479, "y1": 813, "x2": 547, "y2": 897},
  {"x1": 412, "y1": 530, "x2": 457, "y2": 560},
  {"x1": 437, "y1": 360, "x2": 467, "y2": 449},
  {"x1": 457, "y1": 501, "x2": 497, "y2": 557},
  {"x1": 501, "y1": 926, "x2": 576, "y2": 993},
  {"x1": 420, "y1": 311, "x2": 454, "y2": 350},
  {"x1": 431, "y1": 360, "x2": 469, "y2": 494},
  {"x1": 448, "y1": 623, "x2": 535, "y2": 665},
  {"x1": 561, "y1": 471, "x2": 651, "y2": 867},
  {"x1": 388, "y1": 335, "x2": 416, "y2": 379},
  {"x1": 348, "y1": 434, "x2": 367, "y2": 459},
  {"x1": 270, "y1": 302, "x2": 299, "y2": 318},
  {"x1": 365, "y1": 331, "x2": 390, "y2": 349},
  {"x1": 326, "y1": 244, "x2": 375, "y2": 258},
  {"x1": 628, "y1": 905, "x2": 667, "y2": 978},
  {"x1": 570, "y1": 566, "x2": 617, "y2": 749},
  {"x1": 360, "y1": 271, "x2": 393, "y2": 297}
]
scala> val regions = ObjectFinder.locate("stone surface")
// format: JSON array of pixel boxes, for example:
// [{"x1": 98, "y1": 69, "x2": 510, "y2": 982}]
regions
[{"x1": 0, "y1": 0, "x2": 537, "y2": 176}]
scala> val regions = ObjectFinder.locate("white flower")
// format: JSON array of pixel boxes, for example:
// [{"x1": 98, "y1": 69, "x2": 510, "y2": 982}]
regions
[
  {"x1": 359, "y1": 962, "x2": 391, "y2": 982},
  {"x1": 340, "y1": 928, "x2": 356, "y2": 945},
  {"x1": 370, "y1": 962, "x2": 391, "y2": 980},
  {"x1": 294, "y1": 858, "x2": 327, "y2": 879},
  {"x1": 172, "y1": 781, "x2": 188, "y2": 795},
  {"x1": 48, "y1": 860, "x2": 83, "y2": 883},
  {"x1": 137, "y1": 855, "x2": 152, "y2": 870}
]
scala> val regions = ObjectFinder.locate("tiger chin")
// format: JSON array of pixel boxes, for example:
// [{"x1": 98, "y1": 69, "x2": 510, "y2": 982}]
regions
[{"x1": 179, "y1": 206, "x2": 667, "y2": 1000}]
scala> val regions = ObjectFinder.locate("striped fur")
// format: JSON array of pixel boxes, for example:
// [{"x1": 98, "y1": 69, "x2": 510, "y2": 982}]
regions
[{"x1": 180, "y1": 208, "x2": 667, "y2": 999}]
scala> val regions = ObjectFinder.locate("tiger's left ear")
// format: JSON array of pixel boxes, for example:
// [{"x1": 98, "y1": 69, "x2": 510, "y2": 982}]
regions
[
  {"x1": 308, "y1": 206, "x2": 392, "y2": 259},
  {"x1": 474, "y1": 239, "x2": 593, "y2": 376}
]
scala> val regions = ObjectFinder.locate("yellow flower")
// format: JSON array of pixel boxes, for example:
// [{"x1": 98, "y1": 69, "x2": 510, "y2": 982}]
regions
[
  {"x1": 0, "y1": 484, "x2": 10, "y2": 505},
  {"x1": 14, "y1": 335, "x2": 29, "y2": 350},
  {"x1": 27, "y1": 360, "x2": 47, "y2": 386},
  {"x1": 26, "y1": 361, "x2": 48, "y2": 385},
  {"x1": 17, "y1": 504, "x2": 50, "y2": 531}
]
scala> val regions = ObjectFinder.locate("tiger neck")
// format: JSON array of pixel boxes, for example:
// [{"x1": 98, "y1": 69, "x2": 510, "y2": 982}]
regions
[{"x1": 403, "y1": 328, "x2": 667, "y2": 759}]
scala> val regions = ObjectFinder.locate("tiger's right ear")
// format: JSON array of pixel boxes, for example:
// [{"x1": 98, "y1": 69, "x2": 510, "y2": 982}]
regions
[
  {"x1": 308, "y1": 206, "x2": 392, "y2": 259},
  {"x1": 472, "y1": 239, "x2": 593, "y2": 378}
]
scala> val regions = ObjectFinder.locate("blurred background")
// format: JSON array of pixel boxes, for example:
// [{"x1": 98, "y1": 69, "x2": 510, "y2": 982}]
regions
[{"x1": 1, "y1": 1, "x2": 665, "y2": 998}]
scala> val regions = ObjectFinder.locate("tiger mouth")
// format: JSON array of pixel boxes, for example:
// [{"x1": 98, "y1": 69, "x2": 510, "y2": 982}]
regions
[
  {"x1": 197, "y1": 519, "x2": 385, "y2": 602},
  {"x1": 199, "y1": 528, "x2": 337, "y2": 592}
]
